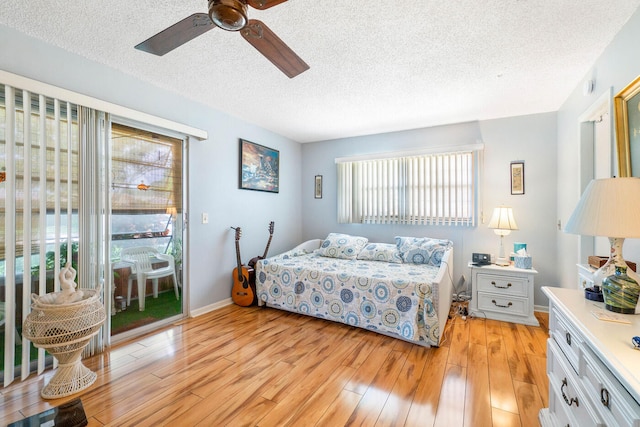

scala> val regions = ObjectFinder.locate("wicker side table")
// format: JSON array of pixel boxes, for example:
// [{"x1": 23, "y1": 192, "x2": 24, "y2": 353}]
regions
[{"x1": 23, "y1": 286, "x2": 106, "y2": 399}]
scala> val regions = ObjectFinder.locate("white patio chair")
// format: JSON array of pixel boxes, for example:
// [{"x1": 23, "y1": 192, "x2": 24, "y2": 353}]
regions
[{"x1": 120, "y1": 246, "x2": 179, "y2": 311}]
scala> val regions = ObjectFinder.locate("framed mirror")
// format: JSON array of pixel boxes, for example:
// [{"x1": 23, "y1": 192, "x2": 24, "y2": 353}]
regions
[{"x1": 614, "y1": 75, "x2": 640, "y2": 177}]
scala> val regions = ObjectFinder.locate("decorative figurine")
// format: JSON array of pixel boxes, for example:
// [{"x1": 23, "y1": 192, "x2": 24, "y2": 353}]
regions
[{"x1": 56, "y1": 262, "x2": 84, "y2": 304}]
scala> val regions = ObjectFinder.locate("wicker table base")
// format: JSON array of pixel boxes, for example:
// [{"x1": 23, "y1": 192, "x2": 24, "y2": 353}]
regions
[{"x1": 23, "y1": 287, "x2": 105, "y2": 399}]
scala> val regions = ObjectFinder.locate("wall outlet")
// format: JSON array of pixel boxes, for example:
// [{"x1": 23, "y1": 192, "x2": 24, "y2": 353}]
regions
[{"x1": 202, "y1": 212, "x2": 209, "y2": 224}]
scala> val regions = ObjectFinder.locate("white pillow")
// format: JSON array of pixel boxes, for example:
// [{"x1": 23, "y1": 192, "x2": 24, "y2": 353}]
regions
[
  {"x1": 315, "y1": 233, "x2": 368, "y2": 259},
  {"x1": 357, "y1": 243, "x2": 403, "y2": 263}
]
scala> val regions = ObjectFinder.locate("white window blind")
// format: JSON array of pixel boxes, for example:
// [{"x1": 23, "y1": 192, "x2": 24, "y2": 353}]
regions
[
  {"x1": 337, "y1": 149, "x2": 480, "y2": 225},
  {"x1": 0, "y1": 84, "x2": 109, "y2": 387}
]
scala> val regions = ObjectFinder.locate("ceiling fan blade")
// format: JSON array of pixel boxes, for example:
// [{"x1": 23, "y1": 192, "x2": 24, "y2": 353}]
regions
[
  {"x1": 247, "y1": 0, "x2": 288, "y2": 10},
  {"x1": 135, "y1": 13, "x2": 215, "y2": 56},
  {"x1": 240, "y1": 19, "x2": 309, "y2": 78}
]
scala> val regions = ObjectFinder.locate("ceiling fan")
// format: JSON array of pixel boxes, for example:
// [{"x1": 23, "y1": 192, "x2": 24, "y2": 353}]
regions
[{"x1": 134, "y1": 0, "x2": 309, "y2": 78}]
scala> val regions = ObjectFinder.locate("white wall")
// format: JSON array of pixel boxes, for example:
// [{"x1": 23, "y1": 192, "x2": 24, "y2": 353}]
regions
[
  {"x1": 301, "y1": 113, "x2": 558, "y2": 307},
  {"x1": 556, "y1": 7, "x2": 640, "y2": 290},
  {"x1": 0, "y1": 25, "x2": 303, "y2": 313}
]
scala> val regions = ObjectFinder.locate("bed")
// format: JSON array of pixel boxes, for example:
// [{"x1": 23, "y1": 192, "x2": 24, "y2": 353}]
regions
[{"x1": 255, "y1": 234, "x2": 454, "y2": 347}]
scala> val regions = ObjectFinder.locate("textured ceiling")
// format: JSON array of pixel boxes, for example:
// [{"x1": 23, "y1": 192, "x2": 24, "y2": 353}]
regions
[{"x1": 1, "y1": 1, "x2": 639, "y2": 143}]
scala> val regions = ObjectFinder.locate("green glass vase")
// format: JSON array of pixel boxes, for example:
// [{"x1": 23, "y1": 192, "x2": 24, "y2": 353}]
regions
[{"x1": 602, "y1": 265, "x2": 640, "y2": 314}]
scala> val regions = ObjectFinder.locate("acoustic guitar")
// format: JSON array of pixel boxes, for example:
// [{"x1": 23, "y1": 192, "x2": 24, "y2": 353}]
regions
[
  {"x1": 231, "y1": 227, "x2": 256, "y2": 306},
  {"x1": 248, "y1": 221, "x2": 275, "y2": 269}
]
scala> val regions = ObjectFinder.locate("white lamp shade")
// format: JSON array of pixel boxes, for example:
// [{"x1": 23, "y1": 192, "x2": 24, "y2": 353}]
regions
[
  {"x1": 488, "y1": 206, "x2": 518, "y2": 232},
  {"x1": 564, "y1": 177, "x2": 640, "y2": 238}
]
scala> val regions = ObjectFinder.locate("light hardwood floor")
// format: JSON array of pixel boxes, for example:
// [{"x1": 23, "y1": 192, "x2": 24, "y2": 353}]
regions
[{"x1": 1, "y1": 304, "x2": 549, "y2": 427}]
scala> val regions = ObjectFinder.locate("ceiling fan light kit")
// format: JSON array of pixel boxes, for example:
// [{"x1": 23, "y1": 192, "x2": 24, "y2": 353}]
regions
[
  {"x1": 208, "y1": 0, "x2": 248, "y2": 31},
  {"x1": 135, "y1": 0, "x2": 309, "y2": 78}
]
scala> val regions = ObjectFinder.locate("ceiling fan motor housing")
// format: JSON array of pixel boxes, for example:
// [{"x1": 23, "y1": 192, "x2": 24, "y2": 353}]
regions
[{"x1": 208, "y1": 0, "x2": 248, "y2": 31}]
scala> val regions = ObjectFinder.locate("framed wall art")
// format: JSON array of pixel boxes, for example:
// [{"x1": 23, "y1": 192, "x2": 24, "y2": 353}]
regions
[
  {"x1": 239, "y1": 139, "x2": 279, "y2": 193},
  {"x1": 510, "y1": 161, "x2": 525, "y2": 195},
  {"x1": 314, "y1": 175, "x2": 323, "y2": 199},
  {"x1": 614, "y1": 74, "x2": 640, "y2": 177}
]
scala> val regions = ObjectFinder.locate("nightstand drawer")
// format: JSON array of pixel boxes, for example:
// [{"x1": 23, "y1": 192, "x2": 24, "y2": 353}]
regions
[
  {"x1": 477, "y1": 293, "x2": 528, "y2": 316},
  {"x1": 476, "y1": 273, "x2": 527, "y2": 297},
  {"x1": 577, "y1": 264, "x2": 595, "y2": 290}
]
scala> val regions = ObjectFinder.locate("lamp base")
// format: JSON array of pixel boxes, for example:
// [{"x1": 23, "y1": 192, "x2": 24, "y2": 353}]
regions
[{"x1": 602, "y1": 265, "x2": 640, "y2": 314}]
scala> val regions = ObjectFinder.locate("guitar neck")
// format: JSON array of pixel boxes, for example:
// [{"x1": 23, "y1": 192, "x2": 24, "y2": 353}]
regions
[
  {"x1": 235, "y1": 239, "x2": 243, "y2": 280},
  {"x1": 262, "y1": 235, "x2": 273, "y2": 259}
]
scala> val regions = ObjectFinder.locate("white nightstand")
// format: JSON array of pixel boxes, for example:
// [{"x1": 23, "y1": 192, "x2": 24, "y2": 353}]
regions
[
  {"x1": 577, "y1": 263, "x2": 596, "y2": 290},
  {"x1": 468, "y1": 263, "x2": 539, "y2": 326}
]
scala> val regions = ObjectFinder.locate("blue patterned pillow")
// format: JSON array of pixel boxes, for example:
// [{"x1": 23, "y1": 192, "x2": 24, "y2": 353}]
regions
[
  {"x1": 315, "y1": 233, "x2": 368, "y2": 259},
  {"x1": 395, "y1": 236, "x2": 452, "y2": 266},
  {"x1": 356, "y1": 243, "x2": 403, "y2": 263}
]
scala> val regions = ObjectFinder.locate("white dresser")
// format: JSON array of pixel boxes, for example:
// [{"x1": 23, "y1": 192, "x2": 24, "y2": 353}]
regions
[
  {"x1": 468, "y1": 263, "x2": 539, "y2": 326},
  {"x1": 540, "y1": 287, "x2": 640, "y2": 427}
]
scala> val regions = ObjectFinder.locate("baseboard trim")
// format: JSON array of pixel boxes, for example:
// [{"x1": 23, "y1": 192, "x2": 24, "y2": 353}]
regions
[
  {"x1": 534, "y1": 304, "x2": 549, "y2": 313},
  {"x1": 189, "y1": 298, "x2": 233, "y2": 317}
]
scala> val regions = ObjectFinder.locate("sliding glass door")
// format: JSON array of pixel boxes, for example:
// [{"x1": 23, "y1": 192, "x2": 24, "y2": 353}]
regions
[
  {"x1": 0, "y1": 89, "x2": 187, "y2": 384},
  {"x1": 109, "y1": 122, "x2": 185, "y2": 336}
]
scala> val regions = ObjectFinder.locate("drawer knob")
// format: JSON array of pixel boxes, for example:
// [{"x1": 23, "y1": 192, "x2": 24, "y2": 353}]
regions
[
  {"x1": 561, "y1": 378, "x2": 579, "y2": 407},
  {"x1": 491, "y1": 281, "x2": 512, "y2": 289},
  {"x1": 565, "y1": 332, "x2": 571, "y2": 346},
  {"x1": 491, "y1": 299, "x2": 513, "y2": 309},
  {"x1": 601, "y1": 387, "x2": 610, "y2": 408}
]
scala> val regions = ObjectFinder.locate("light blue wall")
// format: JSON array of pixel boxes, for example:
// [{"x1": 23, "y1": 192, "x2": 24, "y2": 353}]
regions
[
  {"x1": 301, "y1": 113, "x2": 558, "y2": 307},
  {"x1": 556, "y1": 7, "x2": 640, "y2": 290},
  {"x1": 0, "y1": 25, "x2": 303, "y2": 312},
  {"x1": 4, "y1": 3, "x2": 640, "y2": 311}
]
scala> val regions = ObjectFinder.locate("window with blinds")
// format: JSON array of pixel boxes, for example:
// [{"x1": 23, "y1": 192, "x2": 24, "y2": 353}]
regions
[
  {"x1": 0, "y1": 85, "x2": 84, "y2": 386},
  {"x1": 110, "y1": 123, "x2": 183, "y2": 259},
  {"x1": 0, "y1": 90, "x2": 79, "y2": 261},
  {"x1": 337, "y1": 149, "x2": 480, "y2": 225}
]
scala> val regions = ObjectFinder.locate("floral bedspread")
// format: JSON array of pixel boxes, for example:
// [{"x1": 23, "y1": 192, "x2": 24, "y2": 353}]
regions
[{"x1": 255, "y1": 250, "x2": 442, "y2": 346}]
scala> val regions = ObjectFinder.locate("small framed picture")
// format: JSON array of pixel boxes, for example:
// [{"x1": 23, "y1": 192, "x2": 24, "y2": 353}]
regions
[
  {"x1": 314, "y1": 175, "x2": 323, "y2": 199},
  {"x1": 510, "y1": 161, "x2": 524, "y2": 195}
]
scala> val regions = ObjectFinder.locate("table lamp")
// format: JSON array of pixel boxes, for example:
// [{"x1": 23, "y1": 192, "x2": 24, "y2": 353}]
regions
[
  {"x1": 565, "y1": 177, "x2": 640, "y2": 313},
  {"x1": 488, "y1": 206, "x2": 518, "y2": 266}
]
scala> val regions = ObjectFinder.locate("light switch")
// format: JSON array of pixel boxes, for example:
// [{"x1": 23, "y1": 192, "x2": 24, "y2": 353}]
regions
[{"x1": 202, "y1": 212, "x2": 209, "y2": 224}]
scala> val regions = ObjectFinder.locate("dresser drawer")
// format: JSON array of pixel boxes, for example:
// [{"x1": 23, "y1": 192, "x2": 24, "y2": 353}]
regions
[
  {"x1": 542, "y1": 287, "x2": 640, "y2": 427},
  {"x1": 551, "y1": 307, "x2": 583, "y2": 374},
  {"x1": 548, "y1": 386, "x2": 578, "y2": 427},
  {"x1": 477, "y1": 293, "x2": 528, "y2": 317},
  {"x1": 548, "y1": 339, "x2": 604, "y2": 426},
  {"x1": 581, "y1": 346, "x2": 640, "y2": 427},
  {"x1": 476, "y1": 273, "x2": 527, "y2": 297}
]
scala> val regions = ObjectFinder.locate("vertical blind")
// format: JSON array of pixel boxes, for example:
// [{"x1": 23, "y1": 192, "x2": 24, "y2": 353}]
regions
[
  {"x1": 0, "y1": 70, "x2": 201, "y2": 388},
  {"x1": 0, "y1": 84, "x2": 108, "y2": 386},
  {"x1": 337, "y1": 149, "x2": 479, "y2": 225}
]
